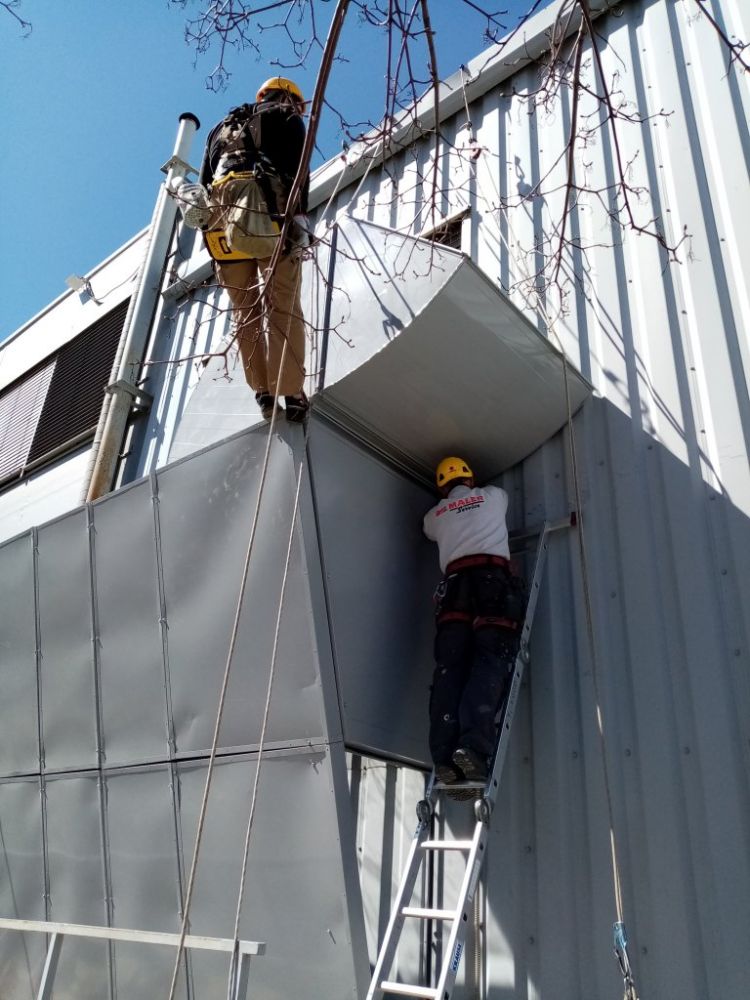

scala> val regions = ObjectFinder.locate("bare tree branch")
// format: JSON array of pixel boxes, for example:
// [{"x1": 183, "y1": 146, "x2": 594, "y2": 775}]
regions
[
  {"x1": 690, "y1": 0, "x2": 750, "y2": 71},
  {"x1": 1, "y1": 0, "x2": 31, "y2": 34}
]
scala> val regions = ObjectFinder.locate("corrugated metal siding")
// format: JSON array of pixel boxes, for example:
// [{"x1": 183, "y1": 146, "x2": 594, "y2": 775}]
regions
[
  {"x1": 322, "y1": 1, "x2": 749, "y2": 997},
  {"x1": 129, "y1": 280, "x2": 230, "y2": 479}
]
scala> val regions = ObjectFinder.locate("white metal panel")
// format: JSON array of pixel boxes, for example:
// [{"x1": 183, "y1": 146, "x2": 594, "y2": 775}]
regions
[{"x1": 0, "y1": 447, "x2": 90, "y2": 546}]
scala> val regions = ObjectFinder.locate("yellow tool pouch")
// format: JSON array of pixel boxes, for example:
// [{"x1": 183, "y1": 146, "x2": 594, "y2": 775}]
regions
[
  {"x1": 203, "y1": 229, "x2": 253, "y2": 262},
  {"x1": 207, "y1": 173, "x2": 282, "y2": 260}
]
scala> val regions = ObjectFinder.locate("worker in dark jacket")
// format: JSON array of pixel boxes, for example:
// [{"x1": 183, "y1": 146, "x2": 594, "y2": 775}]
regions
[
  {"x1": 200, "y1": 77, "x2": 310, "y2": 422},
  {"x1": 423, "y1": 456, "x2": 524, "y2": 791}
]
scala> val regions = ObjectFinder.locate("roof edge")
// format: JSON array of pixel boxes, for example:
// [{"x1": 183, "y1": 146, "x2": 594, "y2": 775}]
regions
[{"x1": 0, "y1": 227, "x2": 148, "y2": 353}]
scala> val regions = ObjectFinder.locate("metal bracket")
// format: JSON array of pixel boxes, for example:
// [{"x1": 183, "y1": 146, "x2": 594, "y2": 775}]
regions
[
  {"x1": 161, "y1": 155, "x2": 198, "y2": 176},
  {"x1": 105, "y1": 380, "x2": 154, "y2": 414}
]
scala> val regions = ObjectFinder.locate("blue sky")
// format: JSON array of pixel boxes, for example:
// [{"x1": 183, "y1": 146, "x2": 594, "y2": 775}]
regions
[{"x1": 0, "y1": 0, "x2": 544, "y2": 340}]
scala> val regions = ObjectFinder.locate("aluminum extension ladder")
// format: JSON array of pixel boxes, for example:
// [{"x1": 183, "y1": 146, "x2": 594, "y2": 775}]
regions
[{"x1": 366, "y1": 516, "x2": 574, "y2": 1000}]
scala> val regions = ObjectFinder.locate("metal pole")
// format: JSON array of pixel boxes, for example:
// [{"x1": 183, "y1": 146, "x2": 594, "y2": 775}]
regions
[
  {"x1": 36, "y1": 933, "x2": 63, "y2": 1000},
  {"x1": 83, "y1": 112, "x2": 200, "y2": 501},
  {"x1": 316, "y1": 222, "x2": 339, "y2": 392}
]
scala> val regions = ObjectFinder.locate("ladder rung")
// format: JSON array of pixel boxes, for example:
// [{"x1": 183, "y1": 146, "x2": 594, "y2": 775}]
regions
[
  {"x1": 434, "y1": 781, "x2": 485, "y2": 790},
  {"x1": 401, "y1": 906, "x2": 455, "y2": 920},
  {"x1": 421, "y1": 839, "x2": 474, "y2": 851},
  {"x1": 379, "y1": 981, "x2": 437, "y2": 998}
]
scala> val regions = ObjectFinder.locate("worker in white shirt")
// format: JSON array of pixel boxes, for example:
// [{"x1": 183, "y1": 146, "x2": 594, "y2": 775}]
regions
[{"x1": 423, "y1": 456, "x2": 524, "y2": 791}]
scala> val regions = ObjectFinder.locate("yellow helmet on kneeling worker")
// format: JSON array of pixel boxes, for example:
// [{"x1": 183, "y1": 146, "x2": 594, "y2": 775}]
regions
[
  {"x1": 435, "y1": 456, "x2": 474, "y2": 490},
  {"x1": 256, "y1": 77, "x2": 305, "y2": 104}
]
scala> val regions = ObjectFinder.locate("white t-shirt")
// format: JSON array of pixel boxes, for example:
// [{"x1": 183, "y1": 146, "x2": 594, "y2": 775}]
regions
[{"x1": 423, "y1": 484, "x2": 510, "y2": 573}]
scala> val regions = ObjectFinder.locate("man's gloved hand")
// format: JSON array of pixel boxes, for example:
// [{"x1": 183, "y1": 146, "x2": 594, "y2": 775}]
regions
[
  {"x1": 290, "y1": 214, "x2": 311, "y2": 249},
  {"x1": 172, "y1": 180, "x2": 214, "y2": 230}
]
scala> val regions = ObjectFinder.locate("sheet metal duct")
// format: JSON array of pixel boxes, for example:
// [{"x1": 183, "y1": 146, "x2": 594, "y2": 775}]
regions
[
  {"x1": 314, "y1": 219, "x2": 591, "y2": 481},
  {"x1": 168, "y1": 217, "x2": 591, "y2": 475}
]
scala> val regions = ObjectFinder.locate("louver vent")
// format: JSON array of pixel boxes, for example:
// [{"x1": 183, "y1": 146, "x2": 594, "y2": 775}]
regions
[
  {"x1": 27, "y1": 300, "x2": 128, "y2": 464},
  {"x1": 0, "y1": 360, "x2": 56, "y2": 482},
  {"x1": 0, "y1": 299, "x2": 128, "y2": 485}
]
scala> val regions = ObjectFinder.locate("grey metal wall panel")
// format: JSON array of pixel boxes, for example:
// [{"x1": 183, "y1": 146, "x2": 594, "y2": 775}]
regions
[
  {"x1": 0, "y1": 778, "x2": 45, "y2": 1000},
  {"x1": 0, "y1": 535, "x2": 39, "y2": 776},
  {"x1": 44, "y1": 774, "x2": 110, "y2": 1000},
  {"x1": 177, "y1": 749, "x2": 363, "y2": 999},
  {"x1": 44, "y1": 774, "x2": 106, "y2": 925},
  {"x1": 349, "y1": 756, "x2": 430, "y2": 985},
  {"x1": 36, "y1": 510, "x2": 98, "y2": 773},
  {"x1": 308, "y1": 422, "x2": 436, "y2": 764},
  {"x1": 155, "y1": 428, "x2": 327, "y2": 755},
  {"x1": 92, "y1": 480, "x2": 169, "y2": 767},
  {"x1": 105, "y1": 766, "x2": 183, "y2": 1000}
]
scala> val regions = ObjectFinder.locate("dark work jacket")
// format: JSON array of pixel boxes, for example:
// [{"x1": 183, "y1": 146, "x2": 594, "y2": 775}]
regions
[{"x1": 199, "y1": 98, "x2": 309, "y2": 213}]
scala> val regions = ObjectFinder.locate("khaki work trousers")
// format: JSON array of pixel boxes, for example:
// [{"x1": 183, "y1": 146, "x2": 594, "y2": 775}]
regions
[{"x1": 215, "y1": 253, "x2": 306, "y2": 396}]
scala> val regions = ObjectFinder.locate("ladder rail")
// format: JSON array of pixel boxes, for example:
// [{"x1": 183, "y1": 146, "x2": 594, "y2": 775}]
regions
[
  {"x1": 434, "y1": 821, "x2": 487, "y2": 1000},
  {"x1": 482, "y1": 523, "x2": 552, "y2": 810},
  {"x1": 364, "y1": 814, "x2": 432, "y2": 1000}
]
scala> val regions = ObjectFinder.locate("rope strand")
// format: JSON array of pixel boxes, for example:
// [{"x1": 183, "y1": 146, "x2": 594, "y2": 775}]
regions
[{"x1": 472, "y1": 147, "x2": 639, "y2": 998}]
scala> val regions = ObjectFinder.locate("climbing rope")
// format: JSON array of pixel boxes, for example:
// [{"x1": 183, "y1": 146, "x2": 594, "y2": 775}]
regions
[
  {"x1": 166, "y1": 236, "x2": 310, "y2": 996},
  {"x1": 227, "y1": 447, "x2": 307, "y2": 995},
  {"x1": 164, "y1": 343, "x2": 290, "y2": 1000},
  {"x1": 472, "y1": 151, "x2": 641, "y2": 1000}
]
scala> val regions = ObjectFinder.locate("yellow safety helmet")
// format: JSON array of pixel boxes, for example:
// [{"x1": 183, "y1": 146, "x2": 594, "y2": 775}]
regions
[
  {"x1": 256, "y1": 77, "x2": 305, "y2": 104},
  {"x1": 436, "y1": 456, "x2": 473, "y2": 489}
]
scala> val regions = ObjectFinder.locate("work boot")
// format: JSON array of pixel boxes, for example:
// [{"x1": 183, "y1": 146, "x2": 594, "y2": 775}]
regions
[
  {"x1": 434, "y1": 762, "x2": 463, "y2": 787},
  {"x1": 452, "y1": 746, "x2": 488, "y2": 783},
  {"x1": 284, "y1": 391, "x2": 309, "y2": 423},
  {"x1": 255, "y1": 391, "x2": 280, "y2": 421},
  {"x1": 435, "y1": 762, "x2": 477, "y2": 802}
]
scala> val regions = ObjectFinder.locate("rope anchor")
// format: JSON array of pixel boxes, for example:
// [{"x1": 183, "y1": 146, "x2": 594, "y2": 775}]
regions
[{"x1": 613, "y1": 921, "x2": 639, "y2": 1000}]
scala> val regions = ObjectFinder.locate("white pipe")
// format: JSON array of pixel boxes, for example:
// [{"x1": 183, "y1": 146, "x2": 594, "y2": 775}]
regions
[
  {"x1": 83, "y1": 112, "x2": 200, "y2": 502},
  {"x1": 0, "y1": 917, "x2": 264, "y2": 955}
]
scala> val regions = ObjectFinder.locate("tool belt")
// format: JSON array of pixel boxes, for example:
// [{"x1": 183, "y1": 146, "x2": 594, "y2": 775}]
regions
[{"x1": 445, "y1": 553, "x2": 510, "y2": 574}]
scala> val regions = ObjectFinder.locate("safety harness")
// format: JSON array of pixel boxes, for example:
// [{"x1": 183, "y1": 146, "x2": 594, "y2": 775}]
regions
[
  {"x1": 204, "y1": 104, "x2": 289, "y2": 262},
  {"x1": 436, "y1": 553, "x2": 522, "y2": 630}
]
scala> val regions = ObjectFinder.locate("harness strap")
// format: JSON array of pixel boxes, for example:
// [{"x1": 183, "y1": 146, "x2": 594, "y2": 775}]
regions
[
  {"x1": 473, "y1": 615, "x2": 519, "y2": 631},
  {"x1": 436, "y1": 610, "x2": 473, "y2": 626},
  {"x1": 211, "y1": 170, "x2": 254, "y2": 188},
  {"x1": 446, "y1": 553, "x2": 510, "y2": 573}
]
